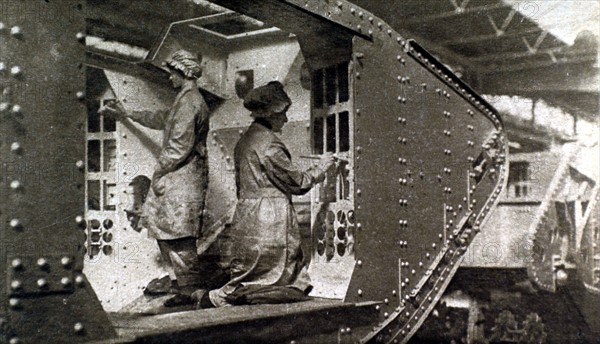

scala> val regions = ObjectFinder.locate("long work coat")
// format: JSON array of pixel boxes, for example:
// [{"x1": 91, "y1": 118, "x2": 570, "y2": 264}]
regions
[
  {"x1": 213, "y1": 121, "x2": 321, "y2": 305},
  {"x1": 133, "y1": 83, "x2": 209, "y2": 240}
]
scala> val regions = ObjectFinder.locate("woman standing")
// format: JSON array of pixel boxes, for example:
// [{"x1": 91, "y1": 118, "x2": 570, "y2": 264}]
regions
[
  {"x1": 205, "y1": 81, "x2": 334, "y2": 308},
  {"x1": 99, "y1": 50, "x2": 210, "y2": 306}
]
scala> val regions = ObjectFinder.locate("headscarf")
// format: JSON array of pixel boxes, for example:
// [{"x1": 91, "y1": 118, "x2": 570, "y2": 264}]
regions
[
  {"x1": 243, "y1": 81, "x2": 291, "y2": 118},
  {"x1": 164, "y1": 50, "x2": 202, "y2": 79}
]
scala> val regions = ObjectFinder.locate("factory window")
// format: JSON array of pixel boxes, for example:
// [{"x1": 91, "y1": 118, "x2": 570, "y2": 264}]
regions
[
  {"x1": 508, "y1": 161, "x2": 530, "y2": 198},
  {"x1": 312, "y1": 62, "x2": 351, "y2": 154},
  {"x1": 312, "y1": 61, "x2": 350, "y2": 109}
]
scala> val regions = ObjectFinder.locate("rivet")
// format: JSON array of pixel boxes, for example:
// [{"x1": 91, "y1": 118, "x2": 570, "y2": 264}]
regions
[
  {"x1": 357, "y1": 260, "x2": 363, "y2": 266},
  {"x1": 9, "y1": 338, "x2": 19, "y2": 344},
  {"x1": 357, "y1": 223, "x2": 362, "y2": 230},
  {"x1": 11, "y1": 259, "x2": 22, "y2": 269},
  {"x1": 387, "y1": 29, "x2": 392, "y2": 35},
  {"x1": 0, "y1": 22, "x2": 5, "y2": 32},
  {"x1": 10, "y1": 180, "x2": 21, "y2": 190},
  {"x1": 356, "y1": 189, "x2": 362, "y2": 196},
  {"x1": 393, "y1": 290, "x2": 397, "y2": 295},
  {"x1": 10, "y1": 66, "x2": 22, "y2": 76},
  {"x1": 11, "y1": 104, "x2": 21, "y2": 114},
  {"x1": 61, "y1": 256, "x2": 72, "y2": 267},
  {"x1": 356, "y1": 24, "x2": 361, "y2": 31},
  {"x1": 0, "y1": 102, "x2": 10, "y2": 113},
  {"x1": 426, "y1": 253, "x2": 430, "y2": 258},
  {"x1": 75, "y1": 275, "x2": 85, "y2": 286},
  {"x1": 37, "y1": 278, "x2": 48, "y2": 288},
  {"x1": 358, "y1": 289, "x2": 363, "y2": 296},
  {"x1": 10, "y1": 142, "x2": 21, "y2": 153},
  {"x1": 432, "y1": 243, "x2": 437, "y2": 248},
  {"x1": 384, "y1": 312, "x2": 389, "y2": 318},
  {"x1": 61, "y1": 277, "x2": 72, "y2": 287},
  {"x1": 350, "y1": 7, "x2": 356, "y2": 14},
  {"x1": 75, "y1": 215, "x2": 85, "y2": 226},
  {"x1": 336, "y1": 1, "x2": 342, "y2": 8},
  {"x1": 358, "y1": 11, "x2": 364, "y2": 18},
  {"x1": 10, "y1": 280, "x2": 22, "y2": 290},
  {"x1": 76, "y1": 32, "x2": 86, "y2": 42},
  {"x1": 10, "y1": 26, "x2": 22, "y2": 37},
  {"x1": 9, "y1": 298, "x2": 21, "y2": 309},
  {"x1": 346, "y1": 327, "x2": 351, "y2": 333},
  {"x1": 76, "y1": 91, "x2": 85, "y2": 100},
  {"x1": 10, "y1": 218, "x2": 21, "y2": 229},
  {"x1": 37, "y1": 258, "x2": 48, "y2": 268},
  {"x1": 74, "y1": 322, "x2": 84, "y2": 334},
  {"x1": 375, "y1": 305, "x2": 380, "y2": 311}
]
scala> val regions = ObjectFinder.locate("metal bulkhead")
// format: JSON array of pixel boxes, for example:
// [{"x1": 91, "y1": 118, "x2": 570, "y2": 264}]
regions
[{"x1": 0, "y1": 1, "x2": 115, "y2": 342}]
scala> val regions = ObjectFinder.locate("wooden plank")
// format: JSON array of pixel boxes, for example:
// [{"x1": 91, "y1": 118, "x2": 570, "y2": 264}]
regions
[{"x1": 100, "y1": 299, "x2": 379, "y2": 343}]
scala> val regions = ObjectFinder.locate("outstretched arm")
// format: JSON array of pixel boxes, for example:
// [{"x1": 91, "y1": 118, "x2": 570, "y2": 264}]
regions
[
  {"x1": 263, "y1": 141, "x2": 333, "y2": 196},
  {"x1": 98, "y1": 100, "x2": 168, "y2": 130},
  {"x1": 128, "y1": 109, "x2": 169, "y2": 130}
]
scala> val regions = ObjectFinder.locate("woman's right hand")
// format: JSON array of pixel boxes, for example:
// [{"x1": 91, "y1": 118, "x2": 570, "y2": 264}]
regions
[
  {"x1": 318, "y1": 153, "x2": 336, "y2": 172},
  {"x1": 98, "y1": 99, "x2": 127, "y2": 120}
]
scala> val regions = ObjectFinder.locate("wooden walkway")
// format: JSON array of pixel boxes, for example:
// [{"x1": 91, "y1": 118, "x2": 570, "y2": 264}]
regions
[{"x1": 92, "y1": 297, "x2": 379, "y2": 343}]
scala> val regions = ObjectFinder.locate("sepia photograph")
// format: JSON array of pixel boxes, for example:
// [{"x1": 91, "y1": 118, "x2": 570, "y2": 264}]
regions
[{"x1": 0, "y1": 0, "x2": 598, "y2": 343}]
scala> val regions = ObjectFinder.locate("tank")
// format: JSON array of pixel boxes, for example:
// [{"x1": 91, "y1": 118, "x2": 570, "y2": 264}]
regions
[
  {"x1": 413, "y1": 144, "x2": 599, "y2": 344},
  {"x1": 1, "y1": 1, "x2": 509, "y2": 343}
]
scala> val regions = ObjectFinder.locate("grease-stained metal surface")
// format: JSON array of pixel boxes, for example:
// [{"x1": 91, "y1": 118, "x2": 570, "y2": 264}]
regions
[{"x1": 0, "y1": 1, "x2": 115, "y2": 342}]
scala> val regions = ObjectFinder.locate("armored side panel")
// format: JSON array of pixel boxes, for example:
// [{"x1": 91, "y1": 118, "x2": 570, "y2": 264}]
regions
[
  {"x1": 0, "y1": 1, "x2": 114, "y2": 342},
  {"x1": 347, "y1": 36, "x2": 507, "y2": 343}
]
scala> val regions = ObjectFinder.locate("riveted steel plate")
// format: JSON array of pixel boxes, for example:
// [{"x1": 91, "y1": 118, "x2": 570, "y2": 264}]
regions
[{"x1": 1, "y1": 1, "x2": 115, "y2": 342}]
